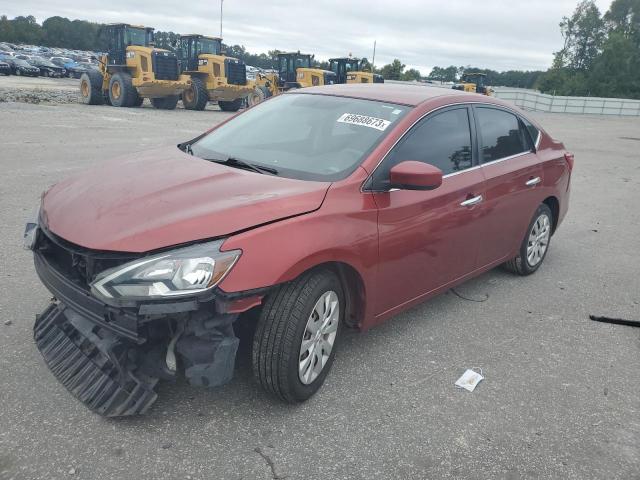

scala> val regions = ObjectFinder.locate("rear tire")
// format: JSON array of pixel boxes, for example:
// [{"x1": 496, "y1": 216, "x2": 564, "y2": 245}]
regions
[
  {"x1": 218, "y1": 97, "x2": 243, "y2": 112},
  {"x1": 79, "y1": 71, "x2": 104, "y2": 105},
  {"x1": 247, "y1": 86, "x2": 271, "y2": 107},
  {"x1": 150, "y1": 95, "x2": 179, "y2": 110},
  {"x1": 108, "y1": 72, "x2": 137, "y2": 107},
  {"x1": 252, "y1": 269, "x2": 344, "y2": 403},
  {"x1": 182, "y1": 77, "x2": 208, "y2": 110},
  {"x1": 503, "y1": 203, "x2": 553, "y2": 276}
]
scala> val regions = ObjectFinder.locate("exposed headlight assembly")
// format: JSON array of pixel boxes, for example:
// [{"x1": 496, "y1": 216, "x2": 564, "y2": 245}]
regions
[{"x1": 91, "y1": 240, "x2": 240, "y2": 300}]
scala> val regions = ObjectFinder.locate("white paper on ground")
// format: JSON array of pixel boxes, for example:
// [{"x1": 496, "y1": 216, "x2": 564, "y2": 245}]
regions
[{"x1": 455, "y1": 368, "x2": 484, "y2": 392}]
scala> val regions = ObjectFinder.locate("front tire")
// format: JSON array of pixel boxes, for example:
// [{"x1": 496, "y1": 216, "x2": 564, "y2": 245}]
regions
[
  {"x1": 150, "y1": 95, "x2": 179, "y2": 110},
  {"x1": 504, "y1": 203, "x2": 553, "y2": 275},
  {"x1": 252, "y1": 269, "x2": 344, "y2": 403},
  {"x1": 108, "y1": 72, "x2": 137, "y2": 107},
  {"x1": 218, "y1": 97, "x2": 243, "y2": 112},
  {"x1": 182, "y1": 77, "x2": 208, "y2": 110}
]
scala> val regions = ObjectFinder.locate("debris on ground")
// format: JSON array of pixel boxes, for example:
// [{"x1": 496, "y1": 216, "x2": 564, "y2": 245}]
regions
[
  {"x1": 455, "y1": 368, "x2": 484, "y2": 392},
  {"x1": 450, "y1": 288, "x2": 489, "y2": 303},
  {"x1": 589, "y1": 315, "x2": 640, "y2": 328}
]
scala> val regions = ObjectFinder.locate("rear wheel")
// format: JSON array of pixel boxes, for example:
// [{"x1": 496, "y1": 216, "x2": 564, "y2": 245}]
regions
[
  {"x1": 252, "y1": 269, "x2": 344, "y2": 403},
  {"x1": 79, "y1": 71, "x2": 104, "y2": 105},
  {"x1": 150, "y1": 95, "x2": 179, "y2": 110},
  {"x1": 182, "y1": 77, "x2": 208, "y2": 110},
  {"x1": 108, "y1": 72, "x2": 137, "y2": 107},
  {"x1": 246, "y1": 86, "x2": 271, "y2": 107},
  {"x1": 504, "y1": 203, "x2": 553, "y2": 275},
  {"x1": 218, "y1": 97, "x2": 243, "y2": 112}
]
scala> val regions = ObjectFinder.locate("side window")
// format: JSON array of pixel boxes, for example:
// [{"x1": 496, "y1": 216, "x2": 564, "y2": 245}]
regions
[
  {"x1": 476, "y1": 107, "x2": 531, "y2": 163},
  {"x1": 521, "y1": 116, "x2": 540, "y2": 147},
  {"x1": 373, "y1": 108, "x2": 473, "y2": 188}
]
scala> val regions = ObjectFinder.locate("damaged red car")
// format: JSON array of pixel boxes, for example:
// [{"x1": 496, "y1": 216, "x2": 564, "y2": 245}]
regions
[{"x1": 25, "y1": 84, "x2": 572, "y2": 416}]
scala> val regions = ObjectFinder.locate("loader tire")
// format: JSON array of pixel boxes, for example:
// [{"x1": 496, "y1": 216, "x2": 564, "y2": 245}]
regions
[
  {"x1": 218, "y1": 97, "x2": 243, "y2": 112},
  {"x1": 247, "y1": 86, "x2": 272, "y2": 107},
  {"x1": 133, "y1": 93, "x2": 144, "y2": 107},
  {"x1": 108, "y1": 72, "x2": 137, "y2": 107},
  {"x1": 182, "y1": 77, "x2": 208, "y2": 110},
  {"x1": 79, "y1": 70, "x2": 104, "y2": 105},
  {"x1": 150, "y1": 95, "x2": 179, "y2": 110}
]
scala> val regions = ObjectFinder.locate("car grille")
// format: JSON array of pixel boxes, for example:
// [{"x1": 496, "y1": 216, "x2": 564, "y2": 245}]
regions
[
  {"x1": 225, "y1": 58, "x2": 247, "y2": 86},
  {"x1": 152, "y1": 52, "x2": 179, "y2": 81},
  {"x1": 35, "y1": 226, "x2": 138, "y2": 290}
]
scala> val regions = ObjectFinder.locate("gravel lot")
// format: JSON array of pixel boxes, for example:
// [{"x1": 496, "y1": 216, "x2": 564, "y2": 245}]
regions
[{"x1": 0, "y1": 101, "x2": 638, "y2": 480}]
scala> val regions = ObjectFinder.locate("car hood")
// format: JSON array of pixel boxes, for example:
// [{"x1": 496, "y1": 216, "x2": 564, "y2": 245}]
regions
[{"x1": 42, "y1": 147, "x2": 330, "y2": 252}]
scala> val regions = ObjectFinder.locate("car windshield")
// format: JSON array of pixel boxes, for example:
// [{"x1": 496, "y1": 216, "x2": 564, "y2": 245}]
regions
[{"x1": 190, "y1": 94, "x2": 410, "y2": 181}]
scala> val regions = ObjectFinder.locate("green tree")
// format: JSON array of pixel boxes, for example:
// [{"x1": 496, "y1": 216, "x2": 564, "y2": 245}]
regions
[
  {"x1": 401, "y1": 68, "x2": 422, "y2": 81},
  {"x1": 379, "y1": 59, "x2": 405, "y2": 80},
  {"x1": 557, "y1": 0, "x2": 606, "y2": 70}
]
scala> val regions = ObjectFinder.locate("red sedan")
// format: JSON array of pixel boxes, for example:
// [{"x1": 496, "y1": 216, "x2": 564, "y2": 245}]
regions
[{"x1": 26, "y1": 84, "x2": 572, "y2": 416}]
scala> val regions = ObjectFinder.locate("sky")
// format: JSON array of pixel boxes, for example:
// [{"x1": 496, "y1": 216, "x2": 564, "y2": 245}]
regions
[{"x1": 4, "y1": 0, "x2": 614, "y2": 73}]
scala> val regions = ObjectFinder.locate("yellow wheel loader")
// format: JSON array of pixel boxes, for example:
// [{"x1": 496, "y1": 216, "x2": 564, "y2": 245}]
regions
[
  {"x1": 79, "y1": 24, "x2": 190, "y2": 109},
  {"x1": 178, "y1": 35, "x2": 254, "y2": 112},
  {"x1": 328, "y1": 57, "x2": 384, "y2": 84},
  {"x1": 452, "y1": 72, "x2": 493, "y2": 96},
  {"x1": 248, "y1": 52, "x2": 337, "y2": 106}
]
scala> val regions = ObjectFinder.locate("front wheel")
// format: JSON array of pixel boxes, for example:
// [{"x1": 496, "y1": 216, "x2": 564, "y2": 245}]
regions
[
  {"x1": 182, "y1": 77, "x2": 208, "y2": 110},
  {"x1": 252, "y1": 269, "x2": 344, "y2": 403},
  {"x1": 504, "y1": 203, "x2": 553, "y2": 275}
]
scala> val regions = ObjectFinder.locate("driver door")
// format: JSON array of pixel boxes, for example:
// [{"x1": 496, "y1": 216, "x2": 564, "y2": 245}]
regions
[{"x1": 369, "y1": 106, "x2": 486, "y2": 318}]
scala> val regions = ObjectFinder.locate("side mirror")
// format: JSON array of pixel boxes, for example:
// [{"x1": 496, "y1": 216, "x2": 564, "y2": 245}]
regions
[{"x1": 389, "y1": 161, "x2": 443, "y2": 191}]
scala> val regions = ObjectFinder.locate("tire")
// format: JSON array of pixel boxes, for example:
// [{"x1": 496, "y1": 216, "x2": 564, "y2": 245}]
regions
[
  {"x1": 503, "y1": 203, "x2": 553, "y2": 276},
  {"x1": 79, "y1": 71, "x2": 104, "y2": 105},
  {"x1": 150, "y1": 95, "x2": 179, "y2": 110},
  {"x1": 182, "y1": 77, "x2": 208, "y2": 110},
  {"x1": 108, "y1": 72, "x2": 137, "y2": 107},
  {"x1": 246, "y1": 86, "x2": 272, "y2": 107},
  {"x1": 253, "y1": 269, "x2": 344, "y2": 403},
  {"x1": 218, "y1": 97, "x2": 243, "y2": 112}
]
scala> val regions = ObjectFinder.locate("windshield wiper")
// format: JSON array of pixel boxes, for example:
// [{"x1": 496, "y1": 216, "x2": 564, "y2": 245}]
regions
[{"x1": 209, "y1": 157, "x2": 279, "y2": 175}]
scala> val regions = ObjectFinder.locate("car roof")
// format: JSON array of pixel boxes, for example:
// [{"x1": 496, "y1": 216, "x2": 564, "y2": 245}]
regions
[{"x1": 295, "y1": 83, "x2": 514, "y2": 109}]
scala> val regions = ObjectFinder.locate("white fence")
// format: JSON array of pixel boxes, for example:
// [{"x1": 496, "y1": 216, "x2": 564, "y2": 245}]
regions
[{"x1": 493, "y1": 88, "x2": 640, "y2": 116}]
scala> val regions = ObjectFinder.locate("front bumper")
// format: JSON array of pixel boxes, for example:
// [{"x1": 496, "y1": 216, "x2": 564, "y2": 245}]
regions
[{"x1": 33, "y1": 247, "x2": 241, "y2": 416}]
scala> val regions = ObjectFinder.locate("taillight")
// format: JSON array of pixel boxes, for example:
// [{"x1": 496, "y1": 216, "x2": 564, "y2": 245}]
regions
[{"x1": 564, "y1": 152, "x2": 574, "y2": 171}]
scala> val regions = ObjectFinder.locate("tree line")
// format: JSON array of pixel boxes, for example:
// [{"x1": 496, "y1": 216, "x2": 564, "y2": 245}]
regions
[{"x1": 2, "y1": 0, "x2": 639, "y2": 99}]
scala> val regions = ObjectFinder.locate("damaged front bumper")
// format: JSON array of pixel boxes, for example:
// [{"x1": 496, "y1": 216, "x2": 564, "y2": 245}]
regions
[{"x1": 32, "y1": 247, "x2": 247, "y2": 417}]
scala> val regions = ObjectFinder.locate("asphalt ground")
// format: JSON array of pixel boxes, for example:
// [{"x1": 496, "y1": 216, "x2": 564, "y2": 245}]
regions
[{"x1": 0, "y1": 101, "x2": 638, "y2": 480}]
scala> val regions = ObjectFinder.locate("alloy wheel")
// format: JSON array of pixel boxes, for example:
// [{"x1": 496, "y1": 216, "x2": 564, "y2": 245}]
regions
[
  {"x1": 526, "y1": 213, "x2": 551, "y2": 267},
  {"x1": 298, "y1": 290, "x2": 339, "y2": 385}
]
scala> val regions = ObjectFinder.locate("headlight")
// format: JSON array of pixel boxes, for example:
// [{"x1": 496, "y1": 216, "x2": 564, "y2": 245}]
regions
[
  {"x1": 23, "y1": 204, "x2": 40, "y2": 250},
  {"x1": 91, "y1": 240, "x2": 240, "y2": 300}
]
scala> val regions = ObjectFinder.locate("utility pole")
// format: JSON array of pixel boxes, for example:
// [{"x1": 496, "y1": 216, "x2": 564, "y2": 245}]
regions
[
  {"x1": 372, "y1": 40, "x2": 376, "y2": 70},
  {"x1": 220, "y1": 0, "x2": 224, "y2": 38}
]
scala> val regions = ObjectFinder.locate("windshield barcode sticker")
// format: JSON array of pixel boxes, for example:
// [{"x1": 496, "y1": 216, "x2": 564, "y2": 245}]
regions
[{"x1": 337, "y1": 113, "x2": 391, "y2": 131}]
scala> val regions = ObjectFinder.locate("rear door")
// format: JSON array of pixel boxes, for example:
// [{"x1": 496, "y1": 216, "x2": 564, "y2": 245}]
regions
[
  {"x1": 370, "y1": 105, "x2": 486, "y2": 316},
  {"x1": 473, "y1": 106, "x2": 543, "y2": 267}
]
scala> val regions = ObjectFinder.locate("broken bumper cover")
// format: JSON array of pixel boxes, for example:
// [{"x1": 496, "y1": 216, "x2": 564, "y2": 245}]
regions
[{"x1": 33, "y1": 250, "x2": 241, "y2": 416}]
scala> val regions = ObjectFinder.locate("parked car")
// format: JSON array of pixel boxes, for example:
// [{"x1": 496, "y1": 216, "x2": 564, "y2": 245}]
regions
[
  {"x1": 0, "y1": 60, "x2": 11, "y2": 75},
  {"x1": 27, "y1": 56, "x2": 65, "y2": 77},
  {"x1": 26, "y1": 84, "x2": 572, "y2": 416},
  {"x1": 49, "y1": 56, "x2": 86, "y2": 78},
  {"x1": 3, "y1": 57, "x2": 40, "y2": 76}
]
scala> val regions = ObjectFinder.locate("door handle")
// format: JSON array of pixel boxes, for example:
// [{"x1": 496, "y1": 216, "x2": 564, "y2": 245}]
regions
[
  {"x1": 525, "y1": 177, "x2": 541, "y2": 187},
  {"x1": 460, "y1": 195, "x2": 483, "y2": 207}
]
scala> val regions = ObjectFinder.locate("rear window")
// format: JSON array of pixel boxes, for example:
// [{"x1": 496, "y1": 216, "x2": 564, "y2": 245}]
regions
[{"x1": 476, "y1": 107, "x2": 531, "y2": 163}]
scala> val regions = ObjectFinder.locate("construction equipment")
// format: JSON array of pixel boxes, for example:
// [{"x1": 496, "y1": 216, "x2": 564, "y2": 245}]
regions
[
  {"x1": 178, "y1": 34, "x2": 254, "y2": 111},
  {"x1": 79, "y1": 23, "x2": 190, "y2": 109},
  {"x1": 328, "y1": 57, "x2": 384, "y2": 84},
  {"x1": 248, "y1": 52, "x2": 337, "y2": 106},
  {"x1": 452, "y1": 72, "x2": 493, "y2": 96}
]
